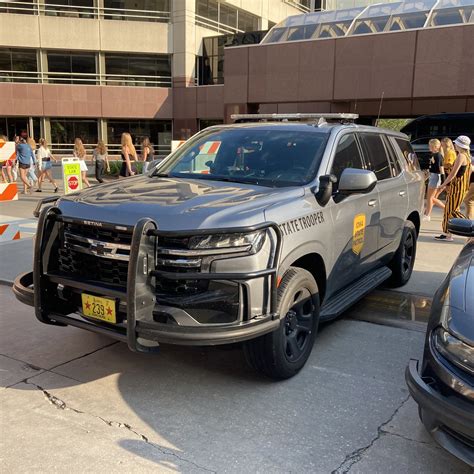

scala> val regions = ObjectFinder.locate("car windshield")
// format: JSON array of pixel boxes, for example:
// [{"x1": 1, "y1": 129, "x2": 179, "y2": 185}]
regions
[{"x1": 154, "y1": 128, "x2": 329, "y2": 187}]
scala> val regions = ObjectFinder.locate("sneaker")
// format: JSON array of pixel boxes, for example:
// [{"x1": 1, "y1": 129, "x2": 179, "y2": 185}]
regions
[
  {"x1": 35, "y1": 189, "x2": 42, "y2": 192},
  {"x1": 434, "y1": 234, "x2": 454, "y2": 242},
  {"x1": 422, "y1": 215, "x2": 430, "y2": 221},
  {"x1": 54, "y1": 187, "x2": 58, "y2": 193}
]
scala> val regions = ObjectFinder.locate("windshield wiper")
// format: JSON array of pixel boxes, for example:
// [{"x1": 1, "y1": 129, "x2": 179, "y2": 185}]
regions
[{"x1": 152, "y1": 172, "x2": 169, "y2": 177}]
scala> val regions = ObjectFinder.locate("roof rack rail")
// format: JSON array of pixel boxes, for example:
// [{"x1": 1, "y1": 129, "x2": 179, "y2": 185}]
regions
[{"x1": 231, "y1": 113, "x2": 359, "y2": 124}]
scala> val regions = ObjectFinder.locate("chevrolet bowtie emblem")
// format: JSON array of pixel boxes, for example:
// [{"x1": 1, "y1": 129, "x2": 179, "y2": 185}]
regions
[{"x1": 90, "y1": 242, "x2": 106, "y2": 255}]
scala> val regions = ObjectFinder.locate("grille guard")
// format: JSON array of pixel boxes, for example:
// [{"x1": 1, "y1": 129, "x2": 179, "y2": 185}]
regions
[{"x1": 14, "y1": 206, "x2": 283, "y2": 353}]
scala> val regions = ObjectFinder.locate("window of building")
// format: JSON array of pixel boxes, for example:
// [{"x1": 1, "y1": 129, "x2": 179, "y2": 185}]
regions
[
  {"x1": 196, "y1": 0, "x2": 259, "y2": 33},
  {"x1": 44, "y1": 0, "x2": 95, "y2": 19},
  {"x1": 50, "y1": 119, "x2": 99, "y2": 150},
  {"x1": 197, "y1": 31, "x2": 267, "y2": 85},
  {"x1": 103, "y1": 0, "x2": 170, "y2": 22},
  {"x1": 0, "y1": 48, "x2": 38, "y2": 83},
  {"x1": 359, "y1": 133, "x2": 392, "y2": 180},
  {"x1": 0, "y1": 0, "x2": 35, "y2": 14},
  {"x1": 107, "y1": 120, "x2": 172, "y2": 154},
  {"x1": 47, "y1": 52, "x2": 97, "y2": 84},
  {"x1": 331, "y1": 134, "x2": 364, "y2": 190},
  {"x1": 104, "y1": 54, "x2": 171, "y2": 87},
  {"x1": 199, "y1": 119, "x2": 224, "y2": 130}
]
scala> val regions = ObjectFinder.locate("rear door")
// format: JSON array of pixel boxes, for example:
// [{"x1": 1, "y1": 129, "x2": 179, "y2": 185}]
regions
[
  {"x1": 326, "y1": 132, "x2": 380, "y2": 295},
  {"x1": 359, "y1": 132, "x2": 408, "y2": 256}
]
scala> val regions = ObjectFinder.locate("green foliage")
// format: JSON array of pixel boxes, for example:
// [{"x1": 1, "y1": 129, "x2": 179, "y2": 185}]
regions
[{"x1": 377, "y1": 119, "x2": 412, "y2": 132}]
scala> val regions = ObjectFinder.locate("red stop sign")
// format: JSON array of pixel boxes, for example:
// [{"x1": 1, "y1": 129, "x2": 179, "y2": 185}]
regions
[{"x1": 68, "y1": 175, "x2": 79, "y2": 190}]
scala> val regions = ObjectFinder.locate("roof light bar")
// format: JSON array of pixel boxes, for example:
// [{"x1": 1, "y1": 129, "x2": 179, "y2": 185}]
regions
[{"x1": 231, "y1": 113, "x2": 359, "y2": 123}]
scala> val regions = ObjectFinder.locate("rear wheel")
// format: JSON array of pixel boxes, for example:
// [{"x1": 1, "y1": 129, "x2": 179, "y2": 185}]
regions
[
  {"x1": 243, "y1": 267, "x2": 319, "y2": 380},
  {"x1": 387, "y1": 221, "x2": 417, "y2": 287}
]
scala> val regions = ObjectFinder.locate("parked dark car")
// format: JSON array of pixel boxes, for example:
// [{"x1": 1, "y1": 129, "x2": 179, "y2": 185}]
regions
[{"x1": 406, "y1": 218, "x2": 474, "y2": 467}]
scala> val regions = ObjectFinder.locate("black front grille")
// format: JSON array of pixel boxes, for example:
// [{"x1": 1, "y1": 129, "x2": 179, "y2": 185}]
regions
[
  {"x1": 62, "y1": 221, "x2": 133, "y2": 246},
  {"x1": 58, "y1": 247, "x2": 129, "y2": 287}
]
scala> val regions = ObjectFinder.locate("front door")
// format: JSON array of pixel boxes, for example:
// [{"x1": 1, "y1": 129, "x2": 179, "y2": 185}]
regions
[{"x1": 326, "y1": 133, "x2": 381, "y2": 296}]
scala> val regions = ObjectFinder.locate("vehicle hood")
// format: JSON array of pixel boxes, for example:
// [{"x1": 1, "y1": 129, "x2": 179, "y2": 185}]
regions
[
  {"x1": 56, "y1": 175, "x2": 304, "y2": 230},
  {"x1": 441, "y1": 240, "x2": 474, "y2": 346}
]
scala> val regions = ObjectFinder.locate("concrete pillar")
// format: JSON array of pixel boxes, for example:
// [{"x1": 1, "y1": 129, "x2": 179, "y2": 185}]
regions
[
  {"x1": 172, "y1": 0, "x2": 196, "y2": 88},
  {"x1": 98, "y1": 118, "x2": 107, "y2": 143},
  {"x1": 97, "y1": 52, "x2": 106, "y2": 85},
  {"x1": 42, "y1": 118, "x2": 51, "y2": 144}
]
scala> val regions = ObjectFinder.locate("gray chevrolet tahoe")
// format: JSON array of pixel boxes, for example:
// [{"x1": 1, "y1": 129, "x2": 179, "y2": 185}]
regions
[{"x1": 14, "y1": 113, "x2": 424, "y2": 379}]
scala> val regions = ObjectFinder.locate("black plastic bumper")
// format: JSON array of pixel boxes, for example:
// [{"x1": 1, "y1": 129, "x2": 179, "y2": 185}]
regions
[
  {"x1": 13, "y1": 207, "x2": 283, "y2": 352},
  {"x1": 406, "y1": 359, "x2": 474, "y2": 467}
]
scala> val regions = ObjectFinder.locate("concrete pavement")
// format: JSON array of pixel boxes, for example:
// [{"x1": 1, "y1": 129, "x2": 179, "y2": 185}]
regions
[{"x1": 0, "y1": 285, "x2": 470, "y2": 473}]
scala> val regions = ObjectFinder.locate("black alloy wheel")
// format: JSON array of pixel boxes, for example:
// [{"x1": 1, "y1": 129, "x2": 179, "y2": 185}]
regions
[
  {"x1": 284, "y1": 288, "x2": 314, "y2": 363},
  {"x1": 387, "y1": 220, "x2": 417, "y2": 288}
]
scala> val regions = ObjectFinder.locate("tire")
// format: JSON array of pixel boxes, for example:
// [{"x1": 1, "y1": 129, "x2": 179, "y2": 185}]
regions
[
  {"x1": 387, "y1": 221, "x2": 417, "y2": 288},
  {"x1": 243, "y1": 267, "x2": 320, "y2": 380}
]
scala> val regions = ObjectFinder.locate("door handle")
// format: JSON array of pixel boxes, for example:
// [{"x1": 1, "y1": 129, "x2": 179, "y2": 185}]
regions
[
  {"x1": 399, "y1": 190, "x2": 406, "y2": 197},
  {"x1": 368, "y1": 199, "x2": 377, "y2": 207}
]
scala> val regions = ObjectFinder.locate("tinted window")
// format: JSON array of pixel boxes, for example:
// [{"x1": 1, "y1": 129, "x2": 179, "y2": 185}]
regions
[
  {"x1": 394, "y1": 138, "x2": 420, "y2": 172},
  {"x1": 359, "y1": 133, "x2": 392, "y2": 180},
  {"x1": 382, "y1": 136, "x2": 402, "y2": 176},
  {"x1": 331, "y1": 134, "x2": 364, "y2": 191},
  {"x1": 158, "y1": 129, "x2": 329, "y2": 187}
]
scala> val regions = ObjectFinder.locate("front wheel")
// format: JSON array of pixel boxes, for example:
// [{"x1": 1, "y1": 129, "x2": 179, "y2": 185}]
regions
[
  {"x1": 243, "y1": 267, "x2": 320, "y2": 380},
  {"x1": 387, "y1": 221, "x2": 417, "y2": 288}
]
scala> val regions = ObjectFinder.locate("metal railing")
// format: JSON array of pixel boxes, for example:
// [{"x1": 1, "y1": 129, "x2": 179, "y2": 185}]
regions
[
  {"x1": 195, "y1": 14, "x2": 245, "y2": 35},
  {"x1": 0, "y1": 1, "x2": 170, "y2": 22},
  {"x1": 0, "y1": 70, "x2": 172, "y2": 87},
  {"x1": 49, "y1": 143, "x2": 171, "y2": 156},
  {"x1": 284, "y1": 0, "x2": 311, "y2": 13}
]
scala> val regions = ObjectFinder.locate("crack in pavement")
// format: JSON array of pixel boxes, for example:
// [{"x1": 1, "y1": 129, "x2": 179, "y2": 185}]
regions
[
  {"x1": 24, "y1": 380, "x2": 216, "y2": 473},
  {"x1": 331, "y1": 394, "x2": 411, "y2": 474},
  {"x1": 380, "y1": 430, "x2": 440, "y2": 449}
]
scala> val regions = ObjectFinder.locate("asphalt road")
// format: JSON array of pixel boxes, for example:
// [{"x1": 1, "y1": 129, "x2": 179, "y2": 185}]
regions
[{"x1": 0, "y1": 191, "x2": 471, "y2": 472}]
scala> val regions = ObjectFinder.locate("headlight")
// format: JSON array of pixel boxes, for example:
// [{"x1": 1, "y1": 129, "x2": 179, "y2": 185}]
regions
[
  {"x1": 189, "y1": 230, "x2": 266, "y2": 253},
  {"x1": 433, "y1": 327, "x2": 474, "y2": 375}
]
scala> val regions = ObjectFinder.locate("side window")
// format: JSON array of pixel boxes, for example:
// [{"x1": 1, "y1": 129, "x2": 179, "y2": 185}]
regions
[
  {"x1": 359, "y1": 133, "x2": 392, "y2": 181},
  {"x1": 394, "y1": 137, "x2": 420, "y2": 172},
  {"x1": 382, "y1": 136, "x2": 402, "y2": 177},
  {"x1": 330, "y1": 134, "x2": 364, "y2": 191}
]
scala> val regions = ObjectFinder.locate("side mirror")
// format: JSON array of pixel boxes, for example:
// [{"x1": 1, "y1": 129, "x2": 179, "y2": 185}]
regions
[
  {"x1": 338, "y1": 168, "x2": 377, "y2": 195},
  {"x1": 315, "y1": 174, "x2": 337, "y2": 207},
  {"x1": 448, "y1": 218, "x2": 474, "y2": 237}
]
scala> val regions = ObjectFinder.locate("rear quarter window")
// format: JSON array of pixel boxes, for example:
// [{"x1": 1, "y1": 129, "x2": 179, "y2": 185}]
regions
[
  {"x1": 359, "y1": 133, "x2": 392, "y2": 180},
  {"x1": 393, "y1": 138, "x2": 420, "y2": 172}
]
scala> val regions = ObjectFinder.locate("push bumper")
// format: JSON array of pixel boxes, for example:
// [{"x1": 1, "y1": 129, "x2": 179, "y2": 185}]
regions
[
  {"x1": 13, "y1": 207, "x2": 282, "y2": 352},
  {"x1": 406, "y1": 359, "x2": 474, "y2": 467}
]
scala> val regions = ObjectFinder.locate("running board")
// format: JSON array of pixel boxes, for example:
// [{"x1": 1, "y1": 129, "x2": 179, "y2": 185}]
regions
[{"x1": 320, "y1": 266, "x2": 392, "y2": 321}]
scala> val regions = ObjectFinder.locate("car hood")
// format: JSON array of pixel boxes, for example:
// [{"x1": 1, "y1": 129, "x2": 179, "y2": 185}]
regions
[
  {"x1": 443, "y1": 240, "x2": 474, "y2": 346},
  {"x1": 57, "y1": 175, "x2": 304, "y2": 230}
]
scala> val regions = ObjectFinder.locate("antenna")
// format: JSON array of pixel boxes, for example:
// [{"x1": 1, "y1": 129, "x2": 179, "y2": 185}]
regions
[{"x1": 376, "y1": 91, "x2": 385, "y2": 126}]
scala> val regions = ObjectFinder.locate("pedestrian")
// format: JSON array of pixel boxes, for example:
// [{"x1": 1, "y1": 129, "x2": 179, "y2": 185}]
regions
[
  {"x1": 1, "y1": 134, "x2": 15, "y2": 183},
  {"x1": 27, "y1": 137, "x2": 38, "y2": 190},
  {"x1": 440, "y1": 137, "x2": 456, "y2": 176},
  {"x1": 141, "y1": 136, "x2": 154, "y2": 174},
  {"x1": 74, "y1": 138, "x2": 91, "y2": 188},
  {"x1": 119, "y1": 132, "x2": 136, "y2": 178},
  {"x1": 423, "y1": 138, "x2": 445, "y2": 221},
  {"x1": 15, "y1": 137, "x2": 36, "y2": 193},
  {"x1": 462, "y1": 148, "x2": 474, "y2": 220},
  {"x1": 435, "y1": 135, "x2": 471, "y2": 241},
  {"x1": 36, "y1": 138, "x2": 59, "y2": 193},
  {"x1": 93, "y1": 140, "x2": 110, "y2": 184}
]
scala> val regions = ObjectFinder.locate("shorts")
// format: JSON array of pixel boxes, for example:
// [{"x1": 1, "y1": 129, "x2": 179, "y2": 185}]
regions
[
  {"x1": 19, "y1": 163, "x2": 30, "y2": 170},
  {"x1": 428, "y1": 172, "x2": 441, "y2": 188},
  {"x1": 79, "y1": 160, "x2": 88, "y2": 172},
  {"x1": 42, "y1": 160, "x2": 52, "y2": 171}
]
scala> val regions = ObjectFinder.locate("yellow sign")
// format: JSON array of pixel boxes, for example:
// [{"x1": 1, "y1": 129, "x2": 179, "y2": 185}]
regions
[
  {"x1": 81, "y1": 293, "x2": 116, "y2": 324},
  {"x1": 62, "y1": 158, "x2": 83, "y2": 195},
  {"x1": 352, "y1": 213, "x2": 366, "y2": 255}
]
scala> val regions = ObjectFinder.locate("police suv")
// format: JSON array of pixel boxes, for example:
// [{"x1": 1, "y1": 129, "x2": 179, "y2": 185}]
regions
[{"x1": 14, "y1": 114, "x2": 424, "y2": 379}]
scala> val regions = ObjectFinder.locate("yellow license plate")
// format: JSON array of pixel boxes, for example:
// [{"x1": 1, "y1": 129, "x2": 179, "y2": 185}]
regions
[{"x1": 81, "y1": 293, "x2": 116, "y2": 323}]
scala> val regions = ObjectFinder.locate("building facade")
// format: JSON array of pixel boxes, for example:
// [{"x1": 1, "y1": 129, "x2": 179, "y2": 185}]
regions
[
  {"x1": 0, "y1": 0, "x2": 309, "y2": 154},
  {"x1": 1, "y1": 0, "x2": 473, "y2": 156}
]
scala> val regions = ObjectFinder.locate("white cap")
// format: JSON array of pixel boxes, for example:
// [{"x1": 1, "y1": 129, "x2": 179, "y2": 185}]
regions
[{"x1": 453, "y1": 135, "x2": 471, "y2": 150}]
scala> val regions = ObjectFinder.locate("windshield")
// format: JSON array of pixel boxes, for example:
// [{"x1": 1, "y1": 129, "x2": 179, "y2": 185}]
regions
[{"x1": 154, "y1": 128, "x2": 329, "y2": 187}]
